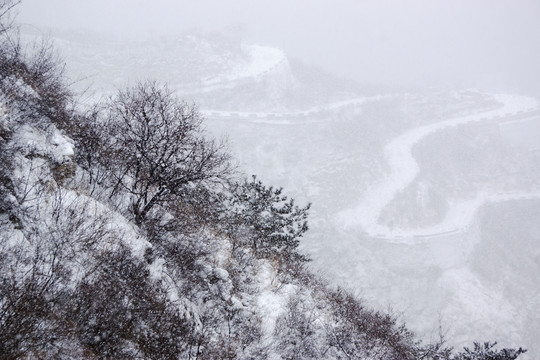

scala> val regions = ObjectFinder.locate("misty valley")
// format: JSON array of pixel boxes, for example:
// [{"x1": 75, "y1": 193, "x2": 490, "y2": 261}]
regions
[
  {"x1": 55, "y1": 28, "x2": 540, "y2": 357},
  {"x1": 1, "y1": 3, "x2": 539, "y2": 358}
]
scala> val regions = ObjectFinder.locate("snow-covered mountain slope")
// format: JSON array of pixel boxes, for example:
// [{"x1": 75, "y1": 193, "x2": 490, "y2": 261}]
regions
[
  {"x1": 0, "y1": 55, "x2": 432, "y2": 359},
  {"x1": 177, "y1": 44, "x2": 292, "y2": 92},
  {"x1": 195, "y1": 60, "x2": 539, "y2": 356},
  {"x1": 16, "y1": 26, "x2": 539, "y2": 358},
  {"x1": 209, "y1": 91, "x2": 540, "y2": 357},
  {"x1": 22, "y1": 28, "x2": 371, "y2": 113}
]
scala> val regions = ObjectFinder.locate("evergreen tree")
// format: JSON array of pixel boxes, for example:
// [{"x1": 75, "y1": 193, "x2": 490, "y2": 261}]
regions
[{"x1": 229, "y1": 175, "x2": 311, "y2": 260}]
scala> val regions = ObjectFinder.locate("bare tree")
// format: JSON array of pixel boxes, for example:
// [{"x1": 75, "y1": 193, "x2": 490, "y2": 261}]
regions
[
  {"x1": 106, "y1": 82, "x2": 233, "y2": 225},
  {"x1": 0, "y1": 0, "x2": 20, "y2": 35}
]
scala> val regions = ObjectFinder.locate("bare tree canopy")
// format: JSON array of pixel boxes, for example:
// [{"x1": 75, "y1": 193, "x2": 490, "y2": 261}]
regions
[
  {"x1": 106, "y1": 81, "x2": 233, "y2": 224},
  {"x1": 0, "y1": 0, "x2": 20, "y2": 34}
]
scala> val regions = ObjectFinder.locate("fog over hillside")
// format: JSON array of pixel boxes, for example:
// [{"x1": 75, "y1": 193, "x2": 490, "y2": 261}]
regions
[
  {"x1": 10, "y1": 1, "x2": 540, "y2": 359},
  {"x1": 18, "y1": 0, "x2": 540, "y2": 94}
]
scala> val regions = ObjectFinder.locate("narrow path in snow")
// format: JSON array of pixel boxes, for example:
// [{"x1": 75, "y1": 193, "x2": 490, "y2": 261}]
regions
[
  {"x1": 200, "y1": 94, "x2": 393, "y2": 123},
  {"x1": 336, "y1": 94, "x2": 540, "y2": 244}
]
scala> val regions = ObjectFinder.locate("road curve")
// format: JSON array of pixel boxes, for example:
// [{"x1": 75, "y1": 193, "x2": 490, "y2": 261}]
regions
[
  {"x1": 335, "y1": 93, "x2": 540, "y2": 244},
  {"x1": 200, "y1": 94, "x2": 394, "y2": 123}
]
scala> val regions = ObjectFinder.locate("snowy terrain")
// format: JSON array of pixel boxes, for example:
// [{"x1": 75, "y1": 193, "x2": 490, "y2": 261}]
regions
[
  {"x1": 23, "y1": 28, "x2": 540, "y2": 358},
  {"x1": 337, "y1": 94, "x2": 539, "y2": 240}
]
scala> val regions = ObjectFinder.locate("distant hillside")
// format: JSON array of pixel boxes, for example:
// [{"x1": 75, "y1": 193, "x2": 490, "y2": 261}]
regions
[{"x1": 22, "y1": 26, "x2": 377, "y2": 112}]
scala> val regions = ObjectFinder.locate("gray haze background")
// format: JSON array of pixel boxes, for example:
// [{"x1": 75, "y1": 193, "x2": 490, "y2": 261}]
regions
[{"x1": 17, "y1": 0, "x2": 540, "y2": 93}]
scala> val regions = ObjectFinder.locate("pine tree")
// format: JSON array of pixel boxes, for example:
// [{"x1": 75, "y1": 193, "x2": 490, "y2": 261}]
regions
[{"x1": 230, "y1": 175, "x2": 311, "y2": 260}]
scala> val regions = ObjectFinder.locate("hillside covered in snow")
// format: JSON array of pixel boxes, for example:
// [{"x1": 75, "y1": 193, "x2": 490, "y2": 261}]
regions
[{"x1": 1, "y1": 2, "x2": 536, "y2": 359}]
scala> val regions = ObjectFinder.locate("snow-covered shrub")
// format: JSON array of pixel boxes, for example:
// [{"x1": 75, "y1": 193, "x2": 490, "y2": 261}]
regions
[
  {"x1": 324, "y1": 287, "x2": 417, "y2": 360},
  {"x1": 274, "y1": 292, "x2": 326, "y2": 359},
  {"x1": 0, "y1": 37, "x2": 71, "y2": 129},
  {"x1": 68, "y1": 245, "x2": 190, "y2": 359},
  {"x1": 453, "y1": 342, "x2": 526, "y2": 360}
]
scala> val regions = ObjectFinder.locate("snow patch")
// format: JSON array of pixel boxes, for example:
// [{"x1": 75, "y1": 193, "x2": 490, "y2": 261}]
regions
[
  {"x1": 12, "y1": 124, "x2": 74, "y2": 164},
  {"x1": 256, "y1": 261, "x2": 296, "y2": 340}
]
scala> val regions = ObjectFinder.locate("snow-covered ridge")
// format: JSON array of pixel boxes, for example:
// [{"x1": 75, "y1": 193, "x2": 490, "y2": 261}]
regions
[
  {"x1": 336, "y1": 94, "x2": 539, "y2": 244},
  {"x1": 177, "y1": 44, "x2": 292, "y2": 93},
  {"x1": 234, "y1": 45, "x2": 287, "y2": 82}
]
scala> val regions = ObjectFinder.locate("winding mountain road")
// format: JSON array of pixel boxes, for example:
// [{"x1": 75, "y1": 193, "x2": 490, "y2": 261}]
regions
[
  {"x1": 200, "y1": 95, "x2": 392, "y2": 124},
  {"x1": 335, "y1": 94, "x2": 540, "y2": 244},
  {"x1": 193, "y1": 44, "x2": 540, "y2": 246}
]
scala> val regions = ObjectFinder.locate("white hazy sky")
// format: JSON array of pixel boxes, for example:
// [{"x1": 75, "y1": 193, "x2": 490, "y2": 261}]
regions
[{"x1": 16, "y1": 0, "x2": 540, "y2": 92}]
